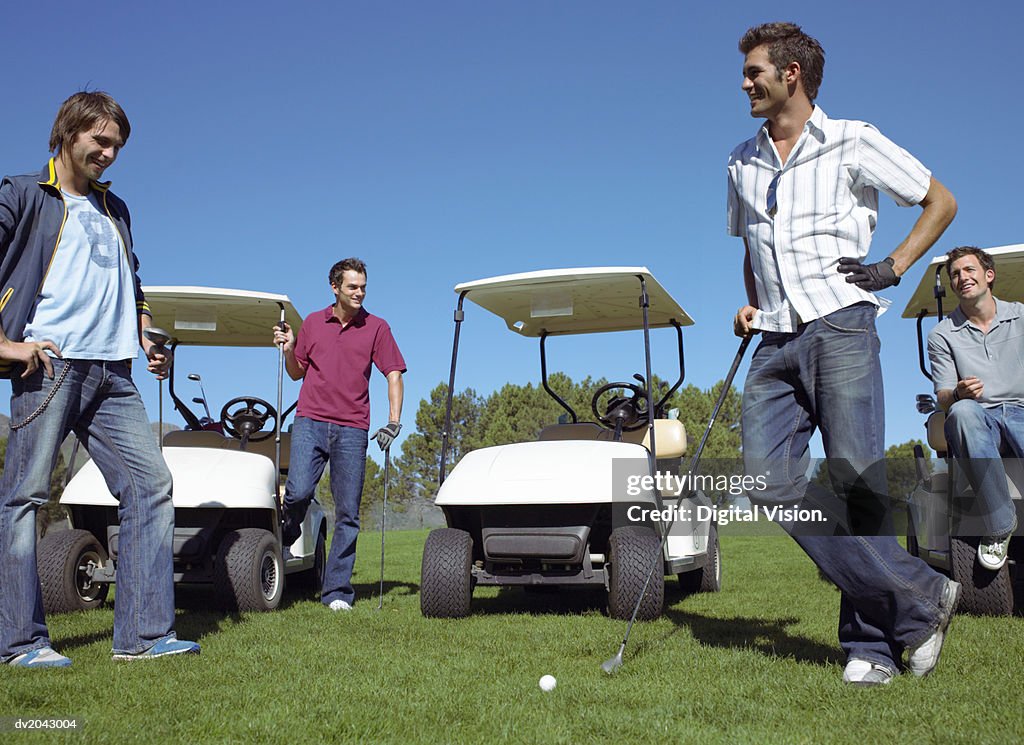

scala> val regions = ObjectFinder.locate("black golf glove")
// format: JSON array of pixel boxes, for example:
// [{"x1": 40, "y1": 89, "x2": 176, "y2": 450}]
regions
[
  {"x1": 372, "y1": 421, "x2": 402, "y2": 451},
  {"x1": 837, "y1": 256, "x2": 900, "y2": 291}
]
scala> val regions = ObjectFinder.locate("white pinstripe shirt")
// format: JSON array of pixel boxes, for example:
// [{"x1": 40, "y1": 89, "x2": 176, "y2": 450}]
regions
[{"x1": 727, "y1": 106, "x2": 931, "y2": 332}]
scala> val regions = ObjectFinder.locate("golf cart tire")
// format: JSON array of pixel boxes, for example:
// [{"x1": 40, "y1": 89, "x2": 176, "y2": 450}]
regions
[
  {"x1": 420, "y1": 528, "x2": 473, "y2": 618},
  {"x1": 678, "y1": 523, "x2": 722, "y2": 594},
  {"x1": 607, "y1": 526, "x2": 663, "y2": 621},
  {"x1": 292, "y1": 529, "x2": 327, "y2": 596},
  {"x1": 37, "y1": 529, "x2": 110, "y2": 614},
  {"x1": 214, "y1": 528, "x2": 284, "y2": 612},
  {"x1": 950, "y1": 535, "x2": 1013, "y2": 616}
]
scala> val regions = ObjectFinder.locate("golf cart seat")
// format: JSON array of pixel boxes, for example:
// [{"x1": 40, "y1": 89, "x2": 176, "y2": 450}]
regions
[
  {"x1": 926, "y1": 410, "x2": 949, "y2": 455},
  {"x1": 538, "y1": 419, "x2": 687, "y2": 459},
  {"x1": 163, "y1": 429, "x2": 291, "y2": 472}
]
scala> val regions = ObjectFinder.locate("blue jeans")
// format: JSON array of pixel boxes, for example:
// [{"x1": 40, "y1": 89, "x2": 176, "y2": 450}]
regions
[
  {"x1": 0, "y1": 359, "x2": 176, "y2": 660},
  {"x1": 742, "y1": 303, "x2": 948, "y2": 670},
  {"x1": 944, "y1": 400, "x2": 1023, "y2": 537},
  {"x1": 282, "y1": 417, "x2": 367, "y2": 606}
]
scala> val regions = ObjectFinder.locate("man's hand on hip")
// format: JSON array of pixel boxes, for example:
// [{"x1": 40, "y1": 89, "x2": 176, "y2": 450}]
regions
[
  {"x1": 837, "y1": 257, "x2": 900, "y2": 291},
  {"x1": 0, "y1": 338, "x2": 60, "y2": 379},
  {"x1": 372, "y1": 421, "x2": 402, "y2": 452}
]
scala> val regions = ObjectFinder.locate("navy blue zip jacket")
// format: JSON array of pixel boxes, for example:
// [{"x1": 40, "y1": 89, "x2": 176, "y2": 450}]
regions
[{"x1": 0, "y1": 158, "x2": 149, "y2": 378}]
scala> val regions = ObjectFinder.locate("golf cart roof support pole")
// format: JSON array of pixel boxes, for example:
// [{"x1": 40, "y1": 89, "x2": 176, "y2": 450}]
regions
[
  {"x1": 636, "y1": 276, "x2": 658, "y2": 483},
  {"x1": 539, "y1": 332, "x2": 577, "y2": 423},
  {"x1": 934, "y1": 264, "x2": 946, "y2": 322},
  {"x1": 653, "y1": 320, "x2": 686, "y2": 413},
  {"x1": 274, "y1": 302, "x2": 285, "y2": 506},
  {"x1": 165, "y1": 340, "x2": 202, "y2": 431},
  {"x1": 915, "y1": 309, "x2": 933, "y2": 381},
  {"x1": 439, "y1": 291, "x2": 468, "y2": 486}
]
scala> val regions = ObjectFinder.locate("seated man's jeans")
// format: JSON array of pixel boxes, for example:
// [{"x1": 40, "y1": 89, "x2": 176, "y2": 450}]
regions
[
  {"x1": 282, "y1": 416, "x2": 368, "y2": 606},
  {"x1": 944, "y1": 400, "x2": 1023, "y2": 538},
  {"x1": 742, "y1": 303, "x2": 947, "y2": 669},
  {"x1": 0, "y1": 360, "x2": 176, "y2": 660}
]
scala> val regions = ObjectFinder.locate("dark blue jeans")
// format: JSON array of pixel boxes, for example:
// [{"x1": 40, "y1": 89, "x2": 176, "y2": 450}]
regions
[
  {"x1": 0, "y1": 360, "x2": 176, "y2": 659},
  {"x1": 282, "y1": 417, "x2": 367, "y2": 606},
  {"x1": 742, "y1": 303, "x2": 948, "y2": 670},
  {"x1": 944, "y1": 400, "x2": 1023, "y2": 537}
]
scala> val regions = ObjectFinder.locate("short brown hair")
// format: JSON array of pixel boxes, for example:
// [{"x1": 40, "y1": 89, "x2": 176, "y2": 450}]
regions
[
  {"x1": 329, "y1": 258, "x2": 367, "y2": 286},
  {"x1": 49, "y1": 91, "x2": 131, "y2": 154},
  {"x1": 945, "y1": 246, "x2": 996, "y2": 288},
  {"x1": 739, "y1": 22, "x2": 825, "y2": 103}
]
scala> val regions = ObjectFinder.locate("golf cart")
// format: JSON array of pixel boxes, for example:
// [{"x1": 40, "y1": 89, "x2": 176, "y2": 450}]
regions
[
  {"x1": 37, "y1": 287, "x2": 328, "y2": 613},
  {"x1": 903, "y1": 244, "x2": 1024, "y2": 615},
  {"x1": 420, "y1": 267, "x2": 720, "y2": 621}
]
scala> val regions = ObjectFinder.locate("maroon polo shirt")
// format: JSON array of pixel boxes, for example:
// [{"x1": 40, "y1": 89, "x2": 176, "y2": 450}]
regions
[{"x1": 294, "y1": 305, "x2": 406, "y2": 430}]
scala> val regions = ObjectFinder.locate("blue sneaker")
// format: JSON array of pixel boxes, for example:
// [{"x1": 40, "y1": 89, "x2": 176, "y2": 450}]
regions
[
  {"x1": 7, "y1": 647, "x2": 72, "y2": 668},
  {"x1": 112, "y1": 636, "x2": 200, "y2": 661}
]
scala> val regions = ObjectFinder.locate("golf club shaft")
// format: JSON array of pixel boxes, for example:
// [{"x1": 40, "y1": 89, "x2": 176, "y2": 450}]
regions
[
  {"x1": 603, "y1": 335, "x2": 752, "y2": 672},
  {"x1": 379, "y1": 446, "x2": 390, "y2": 610},
  {"x1": 158, "y1": 381, "x2": 164, "y2": 451}
]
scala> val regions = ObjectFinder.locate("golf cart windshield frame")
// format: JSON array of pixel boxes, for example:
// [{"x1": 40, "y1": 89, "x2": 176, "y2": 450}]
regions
[{"x1": 437, "y1": 270, "x2": 689, "y2": 486}]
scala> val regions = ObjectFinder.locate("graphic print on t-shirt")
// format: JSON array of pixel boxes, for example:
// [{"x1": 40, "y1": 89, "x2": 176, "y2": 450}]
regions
[{"x1": 78, "y1": 210, "x2": 120, "y2": 268}]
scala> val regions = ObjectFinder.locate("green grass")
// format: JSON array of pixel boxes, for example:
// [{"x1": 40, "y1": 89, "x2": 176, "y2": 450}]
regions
[{"x1": 3, "y1": 528, "x2": 1022, "y2": 744}]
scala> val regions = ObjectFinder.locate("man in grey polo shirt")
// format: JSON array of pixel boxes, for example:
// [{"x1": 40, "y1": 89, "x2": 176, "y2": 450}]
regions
[{"x1": 928, "y1": 246, "x2": 1022, "y2": 570}]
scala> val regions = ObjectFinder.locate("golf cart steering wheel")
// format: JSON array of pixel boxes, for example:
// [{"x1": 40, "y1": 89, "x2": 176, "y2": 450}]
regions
[
  {"x1": 591, "y1": 382, "x2": 649, "y2": 432},
  {"x1": 220, "y1": 397, "x2": 279, "y2": 443}
]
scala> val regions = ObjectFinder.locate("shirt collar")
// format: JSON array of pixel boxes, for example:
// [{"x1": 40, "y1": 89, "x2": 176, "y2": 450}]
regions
[
  {"x1": 323, "y1": 305, "x2": 367, "y2": 327},
  {"x1": 949, "y1": 297, "x2": 1019, "y2": 331},
  {"x1": 995, "y1": 297, "x2": 1021, "y2": 322},
  {"x1": 38, "y1": 157, "x2": 113, "y2": 193},
  {"x1": 755, "y1": 105, "x2": 828, "y2": 153}
]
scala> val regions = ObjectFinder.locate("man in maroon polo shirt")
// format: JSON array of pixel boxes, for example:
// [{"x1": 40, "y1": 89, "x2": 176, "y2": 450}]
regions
[{"x1": 273, "y1": 257, "x2": 406, "y2": 611}]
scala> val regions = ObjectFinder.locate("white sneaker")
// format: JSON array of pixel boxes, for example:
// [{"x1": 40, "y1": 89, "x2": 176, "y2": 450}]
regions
[
  {"x1": 843, "y1": 658, "x2": 896, "y2": 687},
  {"x1": 328, "y1": 599, "x2": 353, "y2": 612},
  {"x1": 978, "y1": 534, "x2": 1012, "y2": 571},
  {"x1": 906, "y1": 579, "x2": 961, "y2": 677}
]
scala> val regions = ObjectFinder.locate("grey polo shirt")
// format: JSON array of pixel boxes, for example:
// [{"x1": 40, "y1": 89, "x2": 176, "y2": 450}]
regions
[{"x1": 927, "y1": 298, "x2": 1024, "y2": 407}]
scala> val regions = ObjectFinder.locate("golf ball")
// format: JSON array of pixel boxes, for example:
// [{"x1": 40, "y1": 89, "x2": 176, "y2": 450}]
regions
[{"x1": 539, "y1": 674, "x2": 556, "y2": 692}]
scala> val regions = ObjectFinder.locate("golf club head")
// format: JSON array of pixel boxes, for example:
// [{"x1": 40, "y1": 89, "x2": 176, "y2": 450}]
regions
[
  {"x1": 143, "y1": 326, "x2": 172, "y2": 347},
  {"x1": 601, "y1": 645, "x2": 625, "y2": 674},
  {"x1": 187, "y1": 373, "x2": 202, "y2": 382}
]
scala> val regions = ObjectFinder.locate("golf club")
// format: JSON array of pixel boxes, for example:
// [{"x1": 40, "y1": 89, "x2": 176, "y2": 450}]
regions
[
  {"x1": 188, "y1": 372, "x2": 213, "y2": 421},
  {"x1": 602, "y1": 334, "x2": 752, "y2": 674},
  {"x1": 378, "y1": 445, "x2": 391, "y2": 610},
  {"x1": 143, "y1": 326, "x2": 173, "y2": 450}
]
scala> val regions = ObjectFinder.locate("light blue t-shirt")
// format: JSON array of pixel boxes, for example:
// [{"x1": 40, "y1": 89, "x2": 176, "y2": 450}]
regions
[{"x1": 24, "y1": 190, "x2": 139, "y2": 360}]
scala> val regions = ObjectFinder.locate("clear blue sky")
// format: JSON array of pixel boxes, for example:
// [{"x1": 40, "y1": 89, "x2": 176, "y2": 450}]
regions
[{"x1": 2, "y1": 1, "x2": 1020, "y2": 460}]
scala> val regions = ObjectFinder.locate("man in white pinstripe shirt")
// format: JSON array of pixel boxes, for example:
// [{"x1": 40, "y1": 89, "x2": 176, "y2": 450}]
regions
[{"x1": 727, "y1": 22, "x2": 959, "y2": 687}]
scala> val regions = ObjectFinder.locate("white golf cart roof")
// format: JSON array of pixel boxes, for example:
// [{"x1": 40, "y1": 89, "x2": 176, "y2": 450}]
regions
[
  {"x1": 143, "y1": 286, "x2": 304, "y2": 347},
  {"x1": 453, "y1": 267, "x2": 694, "y2": 337},
  {"x1": 902, "y1": 244, "x2": 1024, "y2": 318}
]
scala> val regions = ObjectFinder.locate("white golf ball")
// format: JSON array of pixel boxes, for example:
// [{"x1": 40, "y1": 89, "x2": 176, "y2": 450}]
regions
[{"x1": 539, "y1": 674, "x2": 556, "y2": 692}]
